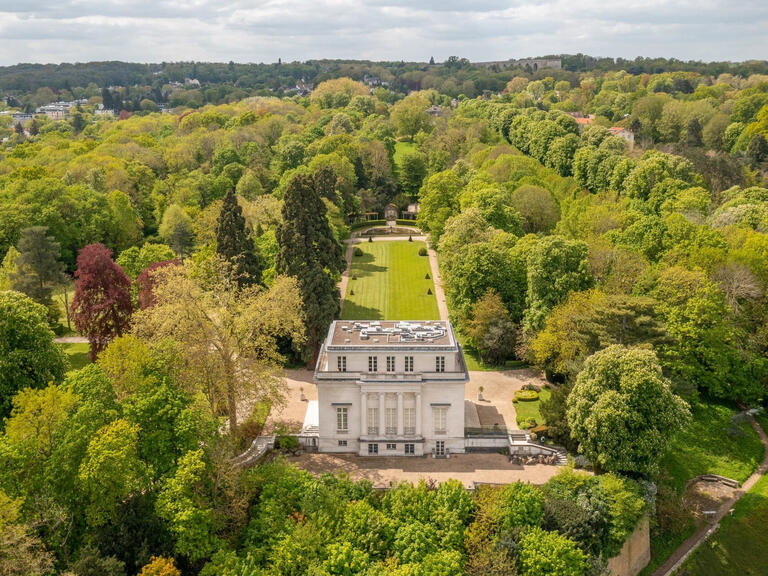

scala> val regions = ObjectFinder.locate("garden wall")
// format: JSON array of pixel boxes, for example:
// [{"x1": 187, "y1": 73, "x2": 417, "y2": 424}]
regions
[{"x1": 606, "y1": 515, "x2": 650, "y2": 576}]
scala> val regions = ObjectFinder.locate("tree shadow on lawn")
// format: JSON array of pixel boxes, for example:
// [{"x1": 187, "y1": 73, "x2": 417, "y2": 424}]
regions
[
  {"x1": 661, "y1": 402, "x2": 764, "y2": 492},
  {"x1": 339, "y1": 301, "x2": 383, "y2": 321}
]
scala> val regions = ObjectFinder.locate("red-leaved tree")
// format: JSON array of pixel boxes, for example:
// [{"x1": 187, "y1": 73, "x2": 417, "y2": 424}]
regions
[
  {"x1": 136, "y1": 259, "x2": 180, "y2": 310},
  {"x1": 70, "y1": 243, "x2": 133, "y2": 361}
]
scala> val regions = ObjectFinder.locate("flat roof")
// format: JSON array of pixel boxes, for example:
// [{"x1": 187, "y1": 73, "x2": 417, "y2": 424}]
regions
[{"x1": 328, "y1": 320, "x2": 455, "y2": 348}]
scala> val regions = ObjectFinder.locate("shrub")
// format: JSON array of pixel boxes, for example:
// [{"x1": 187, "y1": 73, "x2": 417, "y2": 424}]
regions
[
  {"x1": 277, "y1": 435, "x2": 300, "y2": 452},
  {"x1": 427, "y1": 288, "x2": 432, "y2": 295},
  {"x1": 425, "y1": 273, "x2": 431, "y2": 279},
  {"x1": 353, "y1": 247, "x2": 364, "y2": 257},
  {"x1": 514, "y1": 390, "x2": 539, "y2": 402},
  {"x1": 368, "y1": 236, "x2": 373, "y2": 243},
  {"x1": 418, "y1": 247, "x2": 428, "y2": 256}
]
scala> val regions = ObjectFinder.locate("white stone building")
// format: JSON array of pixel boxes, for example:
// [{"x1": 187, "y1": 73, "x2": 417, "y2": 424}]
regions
[{"x1": 313, "y1": 320, "x2": 468, "y2": 457}]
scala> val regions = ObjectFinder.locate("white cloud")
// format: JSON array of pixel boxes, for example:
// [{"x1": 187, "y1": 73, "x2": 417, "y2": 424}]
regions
[{"x1": 0, "y1": 0, "x2": 764, "y2": 65}]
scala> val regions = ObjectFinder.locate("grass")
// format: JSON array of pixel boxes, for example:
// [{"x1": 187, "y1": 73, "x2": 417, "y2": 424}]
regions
[
  {"x1": 659, "y1": 402, "x2": 764, "y2": 493},
  {"x1": 513, "y1": 386, "x2": 551, "y2": 429},
  {"x1": 454, "y1": 330, "x2": 527, "y2": 371},
  {"x1": 341, "y1": 240, "x2": 439, "y2": 321},
  {"x1": 62, "y1": 342, "x2": 91, "y2": 371},
  {"x1": 393, "y1": 141, "x2": 417, "y2": 170},
  {"x1": 681, "y1": 474, "x2": 768, "y2": 575},
  {"x1": 638, "y1": 402, "x2": 765, "y2": 575}
]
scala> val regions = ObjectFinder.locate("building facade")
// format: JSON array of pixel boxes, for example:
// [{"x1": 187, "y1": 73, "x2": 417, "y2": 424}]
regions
[{"x1": 313, "y1": 321, "x2": 469, "y2": 457}]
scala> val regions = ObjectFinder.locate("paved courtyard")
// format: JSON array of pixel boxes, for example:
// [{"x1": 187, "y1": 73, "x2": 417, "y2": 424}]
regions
[{"x1": 287, "y1": 452, "x2": 564, "y2": 488}]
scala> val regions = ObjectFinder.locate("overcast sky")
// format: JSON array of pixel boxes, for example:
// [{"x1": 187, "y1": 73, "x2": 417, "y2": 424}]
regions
[{"x1": 0, "y1": 0, "x2": 765, "y2": 66}]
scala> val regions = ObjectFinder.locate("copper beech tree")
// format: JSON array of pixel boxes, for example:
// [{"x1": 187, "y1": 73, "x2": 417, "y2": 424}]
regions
[
  {"x1": 133, "y1": 259, "x2": 305, "y2": 435},
  {"x1": 70, "y1": 243, "x2": 133, "y2": 361}
]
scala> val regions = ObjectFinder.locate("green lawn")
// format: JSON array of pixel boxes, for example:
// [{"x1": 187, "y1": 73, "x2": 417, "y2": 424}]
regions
[
  {"x1": 682, "y1": 473, "x2": 768, "y2": 575},
  {"x1": 62, "y1": 342, "x2": 91, "y2": 372},
  {"x1": 341, "y1": 240, "x2": 439, "y2": 321},
  {"x1": 659, "y1": 402, "x2": 764, "y2": 493},
  {"x1": 393, "y1": 141, "x2": 417, "y2": 170},
  {"x1": 639, "y1": 402, "x2": 765, "y2": 575},
  {"x1": 514, "y1": 387, "x2": 551, "y2": 429}
]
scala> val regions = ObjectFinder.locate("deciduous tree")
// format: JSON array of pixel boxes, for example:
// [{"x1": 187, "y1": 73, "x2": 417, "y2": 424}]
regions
[
  {"x1": 70, "y1": 243, "x2": 133, "y2": 361},
  {"x1": 567, "y1": 345, "x2": 690, "y2": 476}
]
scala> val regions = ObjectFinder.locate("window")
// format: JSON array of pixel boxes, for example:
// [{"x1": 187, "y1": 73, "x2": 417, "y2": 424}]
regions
[
  {"x1": 336, "y1": 407, "x2": 348, "y2": 433},
  {"x1": 385, "y1": 407, "x2": 397, "y2": 435},
  {"x1": 435, "y1": 440, "x2": 445, "y2": 456},
  {"x1": 385, "y1": 393, "x2": 397, "y2": 434},
  {"x1": 435, "y1": 356, "x2": 445, "y2": 372},
  {"x1": 386, "y1": 443, "x2": 397, "y2": 450},
  {"x1": 404, "y1": 356, "x2": 414, "y2": 372},
  {"x1": 386, "y1": 356, "x2": 396, "y2": 372},
  {"x1": 367, "y1": 407, "x2": 379, "y2": 435},
  {"x1": 368, "y1": 356, "x2": 378, "y2": 372},
  {"x1": 433, "y1": 407, "x2": 447, "y2": 434},
  {"x1": 368, "y1": 443, "x2": 379, "y2": 455},
  {"x1": 404, "y1": 443, "x2": 415, "y2": 455},
  {"x1": 403, "y1": 407, "x2": 416, "y2": 435},
  {"x1": 338, "y1": 440, "x2": 348, "y2": 447},
  {"x1": 337, "y1": 356, "x2": 347, "y2": 372}
]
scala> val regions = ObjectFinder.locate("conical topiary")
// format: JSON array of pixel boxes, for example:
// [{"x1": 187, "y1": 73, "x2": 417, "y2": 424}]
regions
[
  {"x1": 350, "y1": 290, "x2": 355, "y2": 296},
  {"x1": 425, "y1": 273, "x2": 430, "y2": 279},
  {"x1": 427, "y1": 288, "x2": 432, "y2": 295},
  {"x1": 368, "y1": 236, "x2": 373, "y2": 242}
]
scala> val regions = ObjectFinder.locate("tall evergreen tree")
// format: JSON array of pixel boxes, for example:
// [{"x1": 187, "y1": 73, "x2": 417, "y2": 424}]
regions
[
  {"x1": 276, "y1": 173, "x2": 345, "y2": 359},
  {"x1": 11, "y1": 226, "x2": 66, "y2": 325},
  {"x1": 216, "y1": 189, "x2": 263, "y2": 286}
]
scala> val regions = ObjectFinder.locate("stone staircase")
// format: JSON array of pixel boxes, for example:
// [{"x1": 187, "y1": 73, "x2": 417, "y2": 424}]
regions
[
  {"x1": 231, "y1": 435, "x2": 275, "y2": 468},
  {"x1": 508, "y1": 430, "x2": 567, "y2": 465}
]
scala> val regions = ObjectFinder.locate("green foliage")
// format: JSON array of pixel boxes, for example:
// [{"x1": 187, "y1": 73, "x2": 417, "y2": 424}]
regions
[
  {"x1": 567, "y1": 345, "x2": 691, "y2": 476},
  {"x1": 525, "y1": 235, "x2": 593, "y2": 331},
  {"x1": 518, "y1": 526, "x2": 587, "y2": 576},
  {"x1": 0, "y1": 290, "x2": 67, "y2": 418}
]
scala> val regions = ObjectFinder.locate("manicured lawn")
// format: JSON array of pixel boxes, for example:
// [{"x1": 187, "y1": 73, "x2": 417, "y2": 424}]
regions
[
  {"x1": 341, "y1": 240, "x2": 439, "y2": 321},
  {"x1": 62, "y1": 342, "x2": 91, "y2": 371},
  {"x1": 682, "y1": 473, "x2": 768, "y2": 575},
  {"x1": 514, "y1": 387, "x2": 551, "y2": 429},
  {"x1": 659, "y1": 402, "x2": 764, "y2": 493}
]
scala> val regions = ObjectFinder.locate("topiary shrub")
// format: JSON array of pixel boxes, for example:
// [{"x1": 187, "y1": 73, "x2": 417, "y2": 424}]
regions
[
  {"x1": 425, "y1": 273, "x2": 431, "y2": 279},
  {"x1": 427, "y1": 288, "x2": 432, "y2": 295},
  {"x1": 368, "y1": 236, "x2": 373, "y2": 243},
  {"x1": 350, "y1": 290, "x2": 355, "y2": 296},
  {"x1": 408, "y1": 235, "x2": 413, "y2": 242},
  {"x1": 514, "y1": 389, "x2": 539, "y2": 402},
  {"x1": 418, "y1": 247, "x2": 427, "y2": 256},
  {"x1": 353, "y1": 247, "x2": 363, "y2": 257}
]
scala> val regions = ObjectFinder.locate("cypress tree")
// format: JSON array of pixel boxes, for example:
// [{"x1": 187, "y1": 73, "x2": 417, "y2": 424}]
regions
[
  {"x1": 216, "y1": 189, "x2": 263, "y2": 286},
  {"x1": 276, "y1": 173, "x2": 345, "y2": 360}
]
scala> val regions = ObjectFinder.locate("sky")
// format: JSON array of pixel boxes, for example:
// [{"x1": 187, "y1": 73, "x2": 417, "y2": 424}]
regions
[{"x1": 0, "y1": 0, "x2": 765, "y2": 66}]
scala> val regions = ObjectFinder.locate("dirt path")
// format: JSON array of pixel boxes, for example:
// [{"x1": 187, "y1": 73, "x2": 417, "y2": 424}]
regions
[
  {"x1": 54, "y1": 335, "x2": 88, "y2": 343},
  {"x1": 653, "y1": 416, "x2": 768, "y2": 576}
]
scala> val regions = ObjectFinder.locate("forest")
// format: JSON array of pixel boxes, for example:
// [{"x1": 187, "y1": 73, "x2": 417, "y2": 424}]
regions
[{"x1": 1, "y1": 62, "x2": 768, "y2": 575}]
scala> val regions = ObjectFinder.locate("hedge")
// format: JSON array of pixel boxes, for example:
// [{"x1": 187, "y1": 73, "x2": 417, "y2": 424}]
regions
[{"x1": 514, "y1": 390, "x2": 540, "y2": 402}]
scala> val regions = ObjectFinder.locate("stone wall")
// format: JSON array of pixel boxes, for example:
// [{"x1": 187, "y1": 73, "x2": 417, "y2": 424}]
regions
[{"x1": 606, "y1": 515, "x2": 651, "y2": 576}]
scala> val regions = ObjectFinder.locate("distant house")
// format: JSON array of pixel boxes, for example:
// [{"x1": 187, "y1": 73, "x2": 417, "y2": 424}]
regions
[
  {"x1": 608, "y1": 126, "x2": 635, "y2": 150},
  {"x1": 184, "y1": 78, "x2": 201, "y2": 87},
  {"x1": 426, "y1": 105, "x2": 442, "y2": 116},
  {"x1": 401, "y1": 203, "x2": 419, "y2": 220},
  {"x1": 566, "y1": 112, "x2": 595, "y2": 127}
]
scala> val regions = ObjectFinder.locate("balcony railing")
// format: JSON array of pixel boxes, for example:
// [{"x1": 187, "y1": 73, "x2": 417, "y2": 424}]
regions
[{"x1": 367, "y1": 426, "x2": 379, "y2": 435}]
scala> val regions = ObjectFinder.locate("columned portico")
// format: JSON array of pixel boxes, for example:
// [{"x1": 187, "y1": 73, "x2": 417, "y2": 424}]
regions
[{"x1": 314, "y1": 320, "x2": 468, "y2": 456}]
